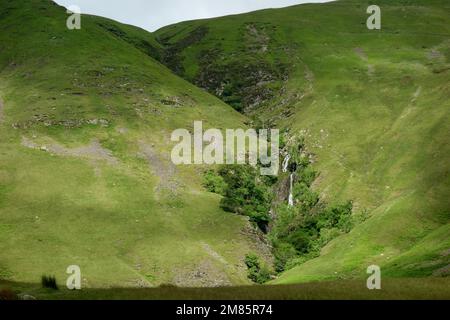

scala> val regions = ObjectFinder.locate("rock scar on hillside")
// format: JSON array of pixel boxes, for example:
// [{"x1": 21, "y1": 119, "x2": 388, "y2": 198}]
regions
[
  {"x1": 138, "y1": 142, "x2": 179, "y2": 195},
  {"x1": 245, "y1": 23, "x2": 270, "y2": 53},
  {"x1": 172, "y1": 259, "x2": 233, "y2": 288},
  {"x1": 241, "y1": 221, "x2": 274, "y2": 265},
  {"x1": 21, "y1": 136, "x2": 119, "y2": 167},
  {"x1": 201, "y1": 242, "x2": 228, "y2": 265},
  {"x1": 427, "y1": 48, "x2": 445, "y2": 62},
  {"x1": 354, "y1": 47, "x2": 375, "y2": 77}
]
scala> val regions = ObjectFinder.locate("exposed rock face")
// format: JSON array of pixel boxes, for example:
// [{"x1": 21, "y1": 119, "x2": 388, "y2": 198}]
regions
[
  {"x1": 157, "y1": 22, "x2": 290, "y2": 113},
  {"x1": 138, "y1": 141, "x2": 180, "y2": 195},
  {"x1": 172, "y1": 259, "x2": 233, "y2": 288},
  {"x1": 194, "y1": 50, "x2": 287, "y2": 113}
]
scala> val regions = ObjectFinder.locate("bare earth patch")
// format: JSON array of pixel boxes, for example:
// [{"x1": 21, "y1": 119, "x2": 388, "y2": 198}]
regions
[
  {"x1": 21, "y1": 136, "x2": 119, "y2": 166},
  {"x1": 138, "y1": 142, "x2": 179, "y2": 195},
  {"x1": 172, "y1": 259, "x2": 232, "y2": 287}
]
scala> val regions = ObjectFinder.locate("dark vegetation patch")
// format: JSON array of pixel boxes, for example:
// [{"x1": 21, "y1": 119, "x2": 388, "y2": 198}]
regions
[
  {"x1": 193, "y1": 23, "x2": 289, "y2": 113},
  {"x1": 245, "y1": 253, "x2": 272, "y2": 284},
  {"x1": 157, "y1": 26, "x2": 209, "y2": 76},
  {"x1": 203, "y1": 169, "x2": 227, "y2": 195},
  {"x1": 195, "y1": 49, "x2": 286, "y2": 112},
  {"x1": 156, "y1": 22, "x2": 290, "y2": 113},
  {"x1": 218, "y1": 164, "x2": 275, "y2": 232},
  {"x1": 41, "y1": 275, "x2": 58, "y2": 290}
]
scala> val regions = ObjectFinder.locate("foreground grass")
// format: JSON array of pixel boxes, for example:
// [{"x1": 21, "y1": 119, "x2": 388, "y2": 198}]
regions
[{"x1": 2, "y1": 278, "x2": 449, "y2": 300}]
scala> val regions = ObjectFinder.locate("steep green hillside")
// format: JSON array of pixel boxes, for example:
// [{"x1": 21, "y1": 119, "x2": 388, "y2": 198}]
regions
[
  {"x1": 154, "y1": 0, "x2": 450, "y2": 282},
  {"x1": 0, "y1": 0, "x2": 272, "y2": 288}
]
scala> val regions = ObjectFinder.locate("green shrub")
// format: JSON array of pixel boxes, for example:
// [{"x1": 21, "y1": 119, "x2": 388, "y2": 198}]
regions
[
  {"x1": 298, "y1": 166, "x2": 317, "y2": 187},
  {"x1": 285, "y1": 228, "x2": 315, "y2": 254},
  {"x1": 293, "y1": 182, "x2": 319, "y2": 210},
  {"x1": 218, "y1": 165, "x2": 272, "y2": 230},
  {"x1": 317, "y1": 201, "x2": 353, "y2": 231},
  {"x1": 353, "y1": 209, "x2": 370, "y2": 225},
  {"x1": 310, "y1": 227, "x2": 343, "y2": 252},
  {"x1": 244, "y1": 253, "x2": 260, "y2": 270},
  {"x1": 203, "y1": 170, "x2": 227, "y2": 195},
  {"x1": 245, "y1": 253, "x2": 272, "y2": 284},
  {"x1": 271, "y1": 240, "x2": 298, "y2": 272}
]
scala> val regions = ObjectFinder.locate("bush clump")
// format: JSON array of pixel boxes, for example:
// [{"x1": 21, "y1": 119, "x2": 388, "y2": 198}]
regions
[
  {"x1": 218, "y1": 165, "x2": 273, "y2": 231},
  {"x1": 245, "y1": 253, "x2": 272, "y2": 284},
  {"x1": 203, "y1": 170, "x2": 227, "y2": 196}
]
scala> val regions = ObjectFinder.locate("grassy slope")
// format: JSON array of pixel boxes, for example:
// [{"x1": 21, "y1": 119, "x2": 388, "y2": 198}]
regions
[
  {"x1": 154, "y1": 0, "x2": 450, "y2": 283},
  {"x1": 0, "y1": 0, "x2": 273, "y2": 288}
]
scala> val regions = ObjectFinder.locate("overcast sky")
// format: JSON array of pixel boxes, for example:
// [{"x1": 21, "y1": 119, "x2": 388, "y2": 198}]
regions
[{"x1": 54, "y1": 0, "x2": 332, "y2": 32}]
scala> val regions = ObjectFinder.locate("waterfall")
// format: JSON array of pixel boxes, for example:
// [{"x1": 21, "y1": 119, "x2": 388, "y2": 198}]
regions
[
  {"x1": 288, "y1": 174, "x2": 294, "y2": 207},
  {"x1": 283, "y1": 154, "x2": 294, "y2": 207},
  {"x1": 282, "y1": 154, "x2": 291, "y2": 173}
]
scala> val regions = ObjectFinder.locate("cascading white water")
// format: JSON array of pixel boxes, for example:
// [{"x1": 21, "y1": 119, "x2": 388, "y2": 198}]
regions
[
  {"x1": 288, "y1": 174, "x2": 294, "y2": 207},
  {"x1": 282, "y1": 154, "x2": 290, "y2": 173},
  {"x1": 282, "y1": 154, "x2": 294, "y2": 206}
]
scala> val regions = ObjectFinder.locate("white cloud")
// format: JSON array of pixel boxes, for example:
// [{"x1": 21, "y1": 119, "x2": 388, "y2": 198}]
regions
[{"x1": 53, "y1": 0, "x2": 332, "y2": 31}]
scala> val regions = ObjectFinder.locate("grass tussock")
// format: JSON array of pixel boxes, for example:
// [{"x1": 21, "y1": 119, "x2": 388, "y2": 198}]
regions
[{"x1": 41, "y1": 275, "x2": 58, "y2": 290}]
